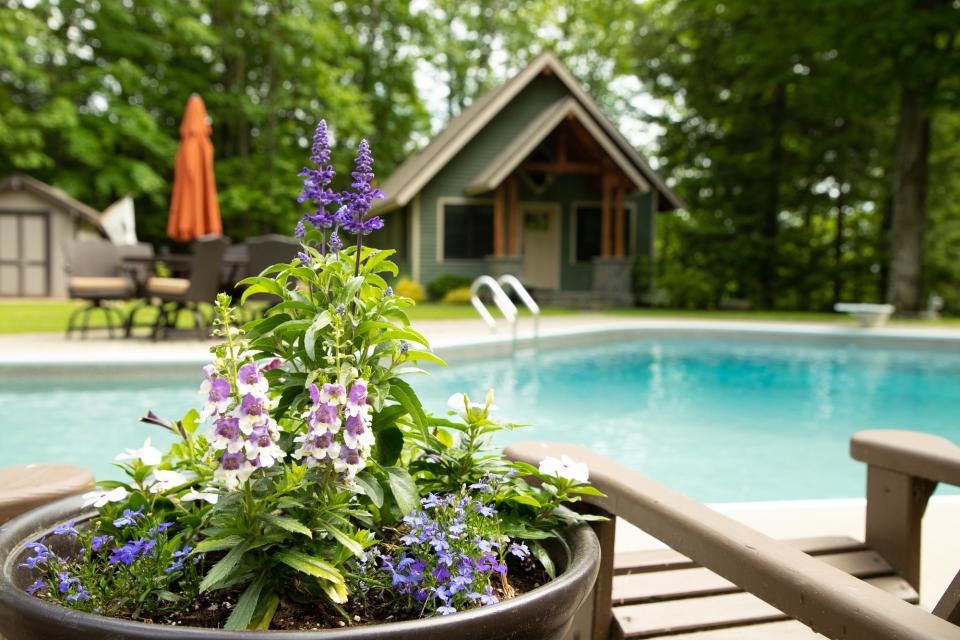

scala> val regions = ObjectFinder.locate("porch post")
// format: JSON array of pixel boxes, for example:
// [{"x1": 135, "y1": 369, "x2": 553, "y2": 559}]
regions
[
  {"x1": 493, "y1": 183, "x2": 506, "y2": 256},
  {"x1": 614, "y1": 183, "x2": 626, "y2": 257},
  {"x1": 601, "y1": 169, "x2": 612, "y2": 257},
  {"x1": 507, "y1": 175, "x2": 519, "y2": 256}
]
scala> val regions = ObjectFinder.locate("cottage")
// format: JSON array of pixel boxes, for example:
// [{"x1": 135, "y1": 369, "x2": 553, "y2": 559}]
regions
[
  {"x1": 0, "y1": 174, "x2": 106, "y2": 297},
  {"x1": 372, "y1": 52, "x2": 682, "y2": 306}
]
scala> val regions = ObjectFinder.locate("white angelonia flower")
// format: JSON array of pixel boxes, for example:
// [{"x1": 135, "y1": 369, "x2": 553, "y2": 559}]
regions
[
  {"x1": 182, "y1": 489, "x2": 219, "y2": 504},
  {"x1": 114, "y1": 438, "x2": 163, "y2": 466},
  {"x1": 538, "y1": 455, "x2": 590, "y2": 484},
  {"x1": 81, "y1": 487, "x2": 129, "y2": 508},
  {"x1": 147, "y1": 469, "x2": 195, "y2": 494}
]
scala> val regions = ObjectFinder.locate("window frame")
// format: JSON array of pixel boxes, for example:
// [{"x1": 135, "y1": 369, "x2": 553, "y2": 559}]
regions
[{"x1": 436, "y1": 197, "x2": 496, "y2": 263}]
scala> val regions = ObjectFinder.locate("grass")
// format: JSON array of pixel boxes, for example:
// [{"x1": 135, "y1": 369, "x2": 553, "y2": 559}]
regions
[{"x1": 1, "y1": 298, "x2": 957, "y2": 335}]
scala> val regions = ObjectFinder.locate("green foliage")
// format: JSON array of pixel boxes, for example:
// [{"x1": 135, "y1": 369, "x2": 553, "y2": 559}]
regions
[
  {"x1": 0, "y1": 0, "x2": 430, "y2": 244},
  {"x1": 427, "y1": 274, "x2": 473, "y2": 301}
]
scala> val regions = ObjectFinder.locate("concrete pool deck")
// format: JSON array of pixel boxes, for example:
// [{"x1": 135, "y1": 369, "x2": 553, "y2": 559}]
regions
[{"x1": 3, "y1": 316, "x2": 960, "y2": 611}]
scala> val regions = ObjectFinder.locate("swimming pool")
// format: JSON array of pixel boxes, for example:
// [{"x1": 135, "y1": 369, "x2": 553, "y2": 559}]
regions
[{"x1": 5, "y1": 334, "x2": 960, "y2": 502}]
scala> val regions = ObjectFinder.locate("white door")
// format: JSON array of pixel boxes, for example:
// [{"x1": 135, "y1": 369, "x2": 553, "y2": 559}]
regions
[{"x1": 520, "y1": 203, "x2": 560, "y2": 290}]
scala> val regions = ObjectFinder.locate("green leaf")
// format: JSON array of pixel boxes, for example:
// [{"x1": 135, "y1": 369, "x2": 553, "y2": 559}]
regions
[
  {"x1": 249, "y1": 592, "x2": 280, "y2": 630},
  {"x1": 509, "y1": 494, "x2": 542, "y2": 508},
  {"x1": 529, "y1": 541, "x2": 556, "y2": 579},
  {"x1": 224, "y1": 574, "x2": 265, "y2": 630},
  {"x1": 240, "y1": 278, "x2": 284, "y2": 304},
  {"x1": 304, "y1": 310, "x2": 332, "y2": 360},
  {"x1": 180, "y1": 409, "x2": 200, "y2": 436},
  {"x1": 277, "y1": 550, "x2": 343, "y2": 583},
  {"x1": 259, "y1": 514, "x2": 312, "y2": 538},
  {"x1": 316, "y1": 521, "x2": 364, "y2": 557},
  {"x1": 242, "y1": 313, "x2": 292, "y2": 341},
  {"x1": 374, "y1": 426, "x2": 404, "y2": 466},
  {"x1": 571, "y1": 485, "x2": 606, "y2": 497},
  {"x1": 353, "y1": 470, "x2": 384, "y2": 508},
  {"x1": 194, "y1": 534, "x2": 245, "y2": 554},
  {"x1": 401, "y1": 350, "x2": 447, "y2": 367},
  {"x1": 389, "y1": 379, "x2": 428, "y2": 435},
  {"x1": 200, "y1": 541, "x2": 250, "y2": 592},
  {"x1": 383, "y1": 466, "x2": 419, "y2": 515}
]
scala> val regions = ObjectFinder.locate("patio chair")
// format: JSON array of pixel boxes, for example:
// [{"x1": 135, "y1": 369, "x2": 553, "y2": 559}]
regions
[
  {"x1": 239, "y1": 234, "x2": 300, "y2": 311},
  {"x1": 130, "y1": 236, "x2": 228, "y2": 340},
  {"x1": 505, "y1": 430, "x2": 960, "y2": 640},
  {"x1": 63, "y1": 239, "x2": 135, "y2": 339}
]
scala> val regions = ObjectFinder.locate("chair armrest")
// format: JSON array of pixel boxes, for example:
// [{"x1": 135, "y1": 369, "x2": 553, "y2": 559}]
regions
[
  {"x1": 851, "y1": 429, "x2": 960, "y2": 487},
  {"x1": 505, "y1": 441, "x2": 960, "y2": 640}
]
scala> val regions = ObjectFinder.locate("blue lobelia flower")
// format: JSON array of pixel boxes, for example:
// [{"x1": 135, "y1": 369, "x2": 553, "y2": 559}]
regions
[
  {"x1": 25, "y1": 578, "x2": 46, "y2": 595},
  {"x1": 508, "y1": 542, "x2": 530, "y2": 559},
  {"x1": 90, "y1": 535, "x2": 113, "y2": 551},
  {"x1": 56, "y1": 572, "x2": 80, "y2": 595},
  {"x1": 53, "y1": 521, "x2": 79, "y2": 537},
  {"x1": 112, "y1": 506, "x2": 144, "y2": 528},
  {"x1": 437, "y1": 605, "x2": 457, "y2": 616}
]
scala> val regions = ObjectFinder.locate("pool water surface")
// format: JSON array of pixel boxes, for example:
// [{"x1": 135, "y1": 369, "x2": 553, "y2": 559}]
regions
[{"x1": 4, "y1": 337, "x2": 959, "y2": 502}]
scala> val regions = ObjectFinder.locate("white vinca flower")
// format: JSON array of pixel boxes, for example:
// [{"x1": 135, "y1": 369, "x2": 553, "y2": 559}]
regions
[
  {"x1": 148, "y1": 469, "x2": 195, "y2": 494},
  {"x1": 114, "y1": 438, "x2": 163, "y2": 466},
  {"x1": 81, "y1": 487, "x2": 129, "y2": 508},
  {"x1": 182, "y1": 489, "x2": 219, "y2": 504},
  {"x1": 538, "y1": 454, "x2": 590, "y2": 484}
]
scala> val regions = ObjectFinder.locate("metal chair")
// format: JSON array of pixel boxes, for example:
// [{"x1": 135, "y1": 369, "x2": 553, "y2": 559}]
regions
[
  {"x1": 63, "y1": 239, "x2": 135, "y2": 339},
  {"x1": 128, "y1": 236, "x2": 228, "y2": 340}
]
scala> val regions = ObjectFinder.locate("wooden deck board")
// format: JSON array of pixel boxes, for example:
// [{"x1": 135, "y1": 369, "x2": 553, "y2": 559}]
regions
[{"x1": 613, "y1": 550, "x2": 894, "y2": 605}]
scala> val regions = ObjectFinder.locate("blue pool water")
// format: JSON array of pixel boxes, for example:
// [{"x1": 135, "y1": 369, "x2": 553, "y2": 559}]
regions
[{"x1": 4, "y1": 337, "x2": 960, "y2": 502}]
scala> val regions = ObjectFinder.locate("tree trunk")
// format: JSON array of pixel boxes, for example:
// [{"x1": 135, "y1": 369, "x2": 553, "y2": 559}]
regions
[
  {"x1": 758, "y1": 82, "x2": 786, "y2": 309},
  {"x1": 886, "y1": 86, "x2": 930, "y2": 313}
]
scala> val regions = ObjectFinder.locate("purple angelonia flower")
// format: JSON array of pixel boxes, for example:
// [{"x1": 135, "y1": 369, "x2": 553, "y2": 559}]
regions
[
  {"x1": 240, "y1": 393, "x2": 264, "y2": 417},
  {"x1": 347, "y1": 379, "x2": 367, "y2": 405},
  {"x1": 308, "y1": 383, "x2": 320, "y2": 405},
  {"x1": 215, "y1": 416, "x2": 241, "y2": 440},
  {"x1": 262, "y1": 358, "x2": 282, "y2": 371},
  {"x1": 221, "y1": 450, "x2": 245, "y2": 471},
  {"x1": 328, "y1": 230, "x2": 343, "y2": 253},
  {"x1": 208, "y1": 377, "x2": 230, "y2": 403}
]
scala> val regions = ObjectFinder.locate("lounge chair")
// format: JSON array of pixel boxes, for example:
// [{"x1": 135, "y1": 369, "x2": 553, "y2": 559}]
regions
[
  {"x1": 127, "y1": 236, "x2": 228, "y2": 340},
  {"x1": 505, "y1": 430, "x2": 960, "y2": 640},
  {"x1": 834, "y1": 302, "x2": 896, "y2": 327},
  {"x1": 64, "y1": 239, "x2": 135, "y2": 339},
  {"x1": 237, "y1": 234, "x2": 300, "y2": 312}
]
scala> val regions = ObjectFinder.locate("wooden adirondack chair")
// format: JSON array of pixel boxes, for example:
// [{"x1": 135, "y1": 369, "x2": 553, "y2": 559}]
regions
[{"x1": 505, "y1": 430, "x2": 960, "y2": 640}]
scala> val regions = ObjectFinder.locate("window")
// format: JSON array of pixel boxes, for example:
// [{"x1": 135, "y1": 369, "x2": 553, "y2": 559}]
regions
[
  {"x1": 443, "y1": 202, "x2": 493, "y2": 260},
  {"x1": 573, "y1": 204, "x2": 631, "y2": 263}
]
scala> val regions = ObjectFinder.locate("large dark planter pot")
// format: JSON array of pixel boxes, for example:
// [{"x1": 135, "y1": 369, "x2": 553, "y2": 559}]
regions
[{"x1": 0, "y1": 496, "x2": 600, "y2": 640}]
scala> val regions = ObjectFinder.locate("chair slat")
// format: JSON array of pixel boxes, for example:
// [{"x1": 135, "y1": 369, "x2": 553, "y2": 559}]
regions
[
  {"x1": 614, "y1": 536, "x2": 865, "y2": 575},
  {"x1": 647, "y1": 620, "x2": 826, "y2": 640}
]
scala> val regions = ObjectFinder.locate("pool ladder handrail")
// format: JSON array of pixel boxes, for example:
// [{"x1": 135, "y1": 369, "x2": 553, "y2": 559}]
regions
[
  {"x1": 496, "y1": 274, "x2": 540, "y2": 341},
  {"x1": 469, "y1": 275, "x2": 540, "y2": 344}
]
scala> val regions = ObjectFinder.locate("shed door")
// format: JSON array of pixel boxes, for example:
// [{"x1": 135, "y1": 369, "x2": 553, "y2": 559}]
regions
[
  {"x1": 0, "y1": 211, "x2": 50, "y2": 297},
  {"x1": 520, "y1": 202, "x2": 561, "y2": 290}
]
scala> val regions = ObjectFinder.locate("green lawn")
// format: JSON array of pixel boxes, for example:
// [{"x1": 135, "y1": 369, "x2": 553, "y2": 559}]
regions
[{"x1": 0, "y1": 299, "x2": 957, "y2": 335}]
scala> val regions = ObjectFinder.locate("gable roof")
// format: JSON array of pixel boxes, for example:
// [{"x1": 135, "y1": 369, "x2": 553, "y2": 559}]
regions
[
  {"x1": 376, "y1": 51, "x2": 683, "y2": 213},
  {"x1": 0, "y1": 174, "x2": 106, "y2": 233}
]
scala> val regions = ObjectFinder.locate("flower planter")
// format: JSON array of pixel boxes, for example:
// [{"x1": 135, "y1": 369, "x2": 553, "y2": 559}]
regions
[{"x1": 0, "y1": 496, "x2": 600, "y2": 640}]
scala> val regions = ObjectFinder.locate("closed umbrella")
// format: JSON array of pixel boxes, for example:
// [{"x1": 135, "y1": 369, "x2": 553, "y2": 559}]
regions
[{"x1": 167, "y1": 94, "x2": 222, "y2": 242}]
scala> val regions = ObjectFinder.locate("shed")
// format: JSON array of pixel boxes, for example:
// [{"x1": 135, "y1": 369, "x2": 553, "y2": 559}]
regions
[
  {"x1": 371, "y1": 51, "x2": 683, "y2": 306},
  {"x1": 0, "y1": 174, "x2": 106, "y2": 298}
]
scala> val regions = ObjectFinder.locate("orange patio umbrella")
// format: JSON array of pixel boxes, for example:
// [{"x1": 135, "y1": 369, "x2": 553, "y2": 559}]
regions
[{"x1": 167, "y1": 94, "x2": 222, "y2": 242}]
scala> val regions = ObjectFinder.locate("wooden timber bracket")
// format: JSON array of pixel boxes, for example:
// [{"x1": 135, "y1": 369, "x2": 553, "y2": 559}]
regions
[{"x1": 505, "y1": 436, "x2": 960, "y2": 640}]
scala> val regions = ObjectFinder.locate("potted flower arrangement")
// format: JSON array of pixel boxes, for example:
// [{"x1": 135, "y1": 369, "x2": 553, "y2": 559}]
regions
[{"x1": 0, "y1": 121, "x2": 601, "y2": 639}]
